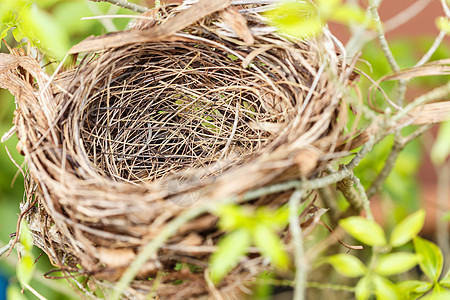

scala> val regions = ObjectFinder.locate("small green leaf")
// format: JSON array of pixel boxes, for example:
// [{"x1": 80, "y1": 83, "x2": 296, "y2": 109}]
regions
[
  {"x1": 355, "y1": 275, "x2": 372, "y2": 300},
  {"x1": 339, "y1": 217, "x2": 387, "y2": 246},
  {"x1": 436, "y1": 17, "x2": 450, "y2": 34},
  {"x1": 373, "y1": 275, "x2": 399, "y2": 300},
  {"x1": 440, "y1": 268, "x2": 450, "y2": 287},
  {"x1": 19, "y1": 220, "x2": 33, "y2": 252},
  {"x1": 432, "y1": 283, "x2": 446, "y2": 293},
  {"x1": 421, "y1": 292, "x2": 450, "y2": 300},
  {"x1": 253, "y1": 225, "x2": 289, "y2": 269},
  {"x1": 397, "y1": 280, "x2": 432, "y2": 298},
  {"x1": 431, "y1": 120, "x2": 450, "y2": 165},
  {"x1": 414, "y1": 237, "x2": 444, "y2": 282},
  {"x1": 330, "y1": 5, "x2": 371, "y2": 27},
  {"x1": 17, "y1": 254, "x2": 35, "y2": 287},
  {"x1": 325, "y1": 254, "x2": 367, "y2": 278},
  {"x1": 390, "y1": 209, "x2": 425, "y2": 247},
  {"x1": 374, "y1": 252, "x2": 418, "y2": 276},
  {"x1": 264, "y1": 1, "x2": 323, "y2": 39},
  {"x1": 216, "y1": 205, "x2": 252, "y2": 231},
  {"x1": 209, "y1": 229, "x2": 251, "y2": 283},
  {"x1": 257, "y1": 206, "x2": 289, "y2": 230}
]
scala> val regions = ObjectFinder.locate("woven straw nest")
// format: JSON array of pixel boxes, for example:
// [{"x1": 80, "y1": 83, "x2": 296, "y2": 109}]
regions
[{"x1": 0, "y1": 0, "x2": 360, "y2": 299}]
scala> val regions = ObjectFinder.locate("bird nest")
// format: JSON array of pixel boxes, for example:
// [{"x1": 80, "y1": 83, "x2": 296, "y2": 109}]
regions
[{"x1": 0, "y1": 1, "x2": 359, "y2": 299}]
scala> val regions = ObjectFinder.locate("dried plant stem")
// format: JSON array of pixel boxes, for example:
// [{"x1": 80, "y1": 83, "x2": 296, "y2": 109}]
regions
[
  {"x1": 89, "y1": 0, "x2": 148, "y2": 13},
  {"x1": 350, "y1": 173, "x2": 373, "y2": 220},
  {"x1": 393, "y1": 81, "x2": 450, "y2": 124},
  {"x1": 289, "y1": 189, "x2": 306, "y2": 300},
  {"x1": 416, "y1": 30, "x2": 447, "y2": 67},
  {"x1": 368, "y1": 0, "x2": 400, "y2": 73},
  {"x1": 337, "y1": 177, "x2": 362, "y2": 213}
]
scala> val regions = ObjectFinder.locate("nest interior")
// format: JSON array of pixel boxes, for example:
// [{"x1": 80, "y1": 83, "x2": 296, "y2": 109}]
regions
[
  {"x1": 0, "y1": 2, "x2": 358, "y2": 299},
  {"x1": 80, "y1": 42, "x2": 277, "y2": 183}
]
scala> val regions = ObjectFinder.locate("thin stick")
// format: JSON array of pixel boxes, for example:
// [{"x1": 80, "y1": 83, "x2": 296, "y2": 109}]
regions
[
  {"x1": 88, "y1": 0, "x2": 148, "y2": 13},
  {"x1": 289, "y1": 190, "x2": 306, "y2": 300},
  {"x1": 367, "y1": 0, "x2": 399, "y2": 73}
]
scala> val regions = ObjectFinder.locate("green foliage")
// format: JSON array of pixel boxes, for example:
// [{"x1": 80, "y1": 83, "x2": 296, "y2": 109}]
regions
[
  {"x1": 431, "y1": 120, "x2": 450, "y2": 165},
  {"x1": 265, "y1": 0, "x2": 369, "y2": 39},
  {"x1": 325, "y1": 211, "x2": 450, "y2": 299},
  {"x1": 323, "y1": 254, "x2": 366, "y2": 278},
  {"x1": 17, "y1": 220, "x2": 36, "y2": 288},
  {"x1": 210, "y1": 204, "x2": 291, "y2": 283},
  {"x1": 0, "y1": 0, "x2": 135, "y2": 59},
  {"x1": 373, "y1": 253, "x2": 418, "y2": 277},
  {"x1": 397, "y1": 235, "x2": 450, "y2": 299},
  {"x1": 389, "y1": 209, "x2": 425, "y2": 247},
  {"x1": 209, "y1": 229, "x2": 251, "y2": 283},
  {"x1": 436, "y1": 16, "x2": 450, "y2": 34},
  {"x1": 339, "y1": 216, "x2": 386, "y2": 246},
  {"x1": 413, "y1": 237, "x2": 443, "y2": 283}
]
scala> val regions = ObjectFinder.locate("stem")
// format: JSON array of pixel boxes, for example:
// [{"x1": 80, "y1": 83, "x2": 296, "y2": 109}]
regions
[
  {"x1": 89, "y1": 0, "x2": 148, "y2": 13},
  {"x1": 289, "y1": 190, "x2": 306, "y2": 300},
  {"x1": 367, "y1": 0, "x2": 400, "y2": 73}
]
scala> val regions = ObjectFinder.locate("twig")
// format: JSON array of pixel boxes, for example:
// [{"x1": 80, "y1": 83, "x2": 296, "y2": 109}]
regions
[
  {"x1": 336, "y1": 176, "x2": 362, "y2": 214},
  {"x1": 415, "y1": 30, "x2": 447, "y2": 67},
  {"x1": 384, "y1": 0, "x2": 431, "y2": 33},
  {"x1": 319, "y1": 221, "x2": 363, "y2": 250},
  {"x1": 393, "y1": 81, "x2": 450, "y2": 124},
  {"x1": 368, "y1": 0, "x2": 400, "y2": 73},
  {"x1": 89, "y1": 0, "x2": 148, "y2": 13},
  {"x1": 350, "y1": 173, "x2": 373, "y2": 221},
  {"x1": 23, "y1": 283, "x2": 47, "y2": 300},
  {"x1": 289, "y1": 189, "x2": 306, "y2": 300}
]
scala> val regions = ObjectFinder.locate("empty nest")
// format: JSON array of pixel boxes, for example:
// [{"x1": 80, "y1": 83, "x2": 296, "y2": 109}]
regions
[{"x1": 0, "y1": 1, "x2": 359, "y2": 299}]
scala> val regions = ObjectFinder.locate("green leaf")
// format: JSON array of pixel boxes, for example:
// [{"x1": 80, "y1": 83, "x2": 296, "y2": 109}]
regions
[
  {"x1": 253, "y1": 225, "x2": 289, "y2": 269},
  {"x1": 257, "y1": 206, "x2": 289, "y2": 230},
  {"x1": 339, "y1": 217, "x2": 387, "y2": 246},
  {"x1": 414, "y1": 237, "x2": 444, "y2": 282},
  {"x1": 440, "y1": 268, "x2": 450, "y2": 287},
  {"x1": 436, "y1": 17, "x2": 450, "y2": 34},
  {"x1": 19, "y1": 220, "x2": 33, "y2": 252},
  {"x1": 373, "y1": 275, "x2": 399, "y2": 300},
  {"x1": 330, "y1": 5, "x2": 371, "y2": 27},
  {"x1": 216, "y1": 204, "x2": 253, "y2": 231},
  {"x1": 431, "y1": 120, "x2": 450, "y2": 165},
  {"x1": 396, "y1": 280, "x2": 432, "y2": 299},
  {"x1": 421, "y1": 292, "x2": 450, "y2": 300},
  {"x1": 17, "y1": 254, "x2": 35, "y2": 287},
  {"x1": 19, "y1": 6, "x2": 70, "y2": 59},
  {"x1": 390, "y1": 209, "x2": 425, "y2": 247},
  {"x1": 264, "y1": 1, "x2": 323, "y2": 39},
  {"x1": 355, "y1": 275, "x2": 372, "y2": 300},
  {"x1": 325, "y1": 254, "x2": 367, "y2": 278},
  {"x1": 374, "y1": 252, "x2": 418, "y2": 276},
  {"x1": 209, "y1": 229, "x2": 251, "y2": 284}
]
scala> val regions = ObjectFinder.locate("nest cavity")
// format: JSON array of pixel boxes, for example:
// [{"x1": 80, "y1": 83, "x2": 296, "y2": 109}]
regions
[{"x1": 80, "y1": 43, "x2": 279, "y2": 183}]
